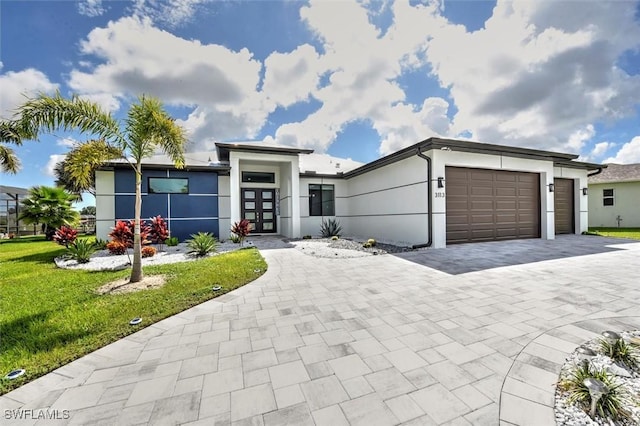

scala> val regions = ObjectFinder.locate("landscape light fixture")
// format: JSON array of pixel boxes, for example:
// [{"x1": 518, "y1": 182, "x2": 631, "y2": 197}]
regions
[
  {"x1": 4, "y1": 369, "x2": 25, "y2": 380},
  {"x1": 437, "y1": 177, "x2": 445, "y2": 188},
  {"x1": 583, "y1": 378, "x2": 608, "y2": 418},
  {"x1": 601, "y1": 330, "x2": 621, "y2": 345},
  {"x1": 582, "y1": 187, "x2": 588, "y2": 196},
  {"x1": 575, "y1": 346, "x2": 596, "y2": 369},
  {"x1": 548, "y1": 183, "x2": 555, "y2": 193}
]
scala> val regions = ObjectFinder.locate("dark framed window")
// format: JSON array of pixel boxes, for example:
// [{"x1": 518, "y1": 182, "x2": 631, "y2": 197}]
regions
[
  {"x1": 603, "y1": 188, "x2": 614, "y2": 206},
  {"x1": 242, "y1": 171, "x2": 275, "y2": 183},
  {"x1": 309, "y1": 184, "x2": 335, "y2": 216},
  {"x1": 148, "y1": 177, "x2": 189, "y2": 194}
]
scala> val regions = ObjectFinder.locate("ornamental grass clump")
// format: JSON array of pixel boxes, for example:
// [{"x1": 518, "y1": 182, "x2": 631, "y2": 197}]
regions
[
  {"x1": 599, "y1": 337, "x2": 640, "y2": 370},
  {"x1": 186, "y1": 232, "x2": 218, "y2": 256},
  {"x1": 64, "y1": 239, "x2": 96, "y2": 264},
  {"x1": 559, "y1": 363, "x2": 631, "y2": 421}
]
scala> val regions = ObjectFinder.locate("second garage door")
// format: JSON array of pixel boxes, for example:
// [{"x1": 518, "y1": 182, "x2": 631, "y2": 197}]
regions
[{"x1": 446, "y1": 167, "x2": 541, "y2": 244}]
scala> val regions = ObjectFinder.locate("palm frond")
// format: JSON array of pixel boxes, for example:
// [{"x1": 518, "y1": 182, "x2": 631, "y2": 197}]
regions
[
  {"x1": 0, "y1": 145, "x2": 21, "y2": 173},
  {"x1": 0, "y1": 120, "x2": 36, "y2": 145},
  {"x1": 16, "y1": 91, "x2": 126, "y2": 148},
  {"x1": 58, "y1": 140, "x2": 123, "y2": 195}
]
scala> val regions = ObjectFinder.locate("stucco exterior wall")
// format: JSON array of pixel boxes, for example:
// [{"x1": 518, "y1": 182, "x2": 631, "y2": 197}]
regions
[
  {"x1": 95, "y1": 170, "x2": 115, "y2": 240},
  {"x1": 344, "y1": 155, "x2": 430, "y2": 246},
  {"x1": 218, "y1": 175, "x2": 231, "y2": 240},
  {"x1": 588, "y1": 181, "x2": 640, "y2": 227}
]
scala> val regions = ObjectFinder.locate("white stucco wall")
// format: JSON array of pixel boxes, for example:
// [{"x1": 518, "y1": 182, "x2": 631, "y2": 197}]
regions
[
  {"x1": 588, "y1": 181, "x2": 640, "y2": 227},
  {"x1": 344, "y1": 156, "x2": 430, "y2": 246},
  {"x1": 218, "y1": 175, "x2": 231, "y2": 240},
  {"x1": 95, "y1": 170, "x2": 115, "y2": 240}
]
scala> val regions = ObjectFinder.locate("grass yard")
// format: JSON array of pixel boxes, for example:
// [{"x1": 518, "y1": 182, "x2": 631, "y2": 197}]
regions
[
  {"x1": 587, "y1": 227, "x2": 640, "y2": 240},
  {"x1": 0, "y1": 236, "x2": 266, "y2": 395}
]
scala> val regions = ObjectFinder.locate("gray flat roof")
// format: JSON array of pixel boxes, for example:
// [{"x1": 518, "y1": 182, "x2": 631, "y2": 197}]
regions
[{"x1": 215, "y1": 142, "x2": 314, "y2": 161}]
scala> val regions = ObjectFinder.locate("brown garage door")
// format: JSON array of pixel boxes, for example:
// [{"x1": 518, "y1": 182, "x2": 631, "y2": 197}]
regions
[
  {"x1": 554, "y1": 178, "x2": 574, "y2": 234},
  {"x1": 446, "y1": 167, "x2": 540, "y2": 244}
]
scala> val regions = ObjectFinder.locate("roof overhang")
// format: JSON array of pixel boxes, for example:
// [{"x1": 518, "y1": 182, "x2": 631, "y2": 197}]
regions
[
  {"x1": 215, "y1": 142, "x2": 314, "y2": 162},
  {"x1": 98, "y1": 162, "x2": 230, "y2": 173}
]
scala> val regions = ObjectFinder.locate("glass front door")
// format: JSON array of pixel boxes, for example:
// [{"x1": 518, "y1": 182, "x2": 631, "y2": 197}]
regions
[{"x1": 241, "y1": 188, "x2": 276, "y2": 233}]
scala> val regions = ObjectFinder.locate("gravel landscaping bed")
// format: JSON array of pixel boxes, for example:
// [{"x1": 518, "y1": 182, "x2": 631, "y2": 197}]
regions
[
  {"x1": 555, "y1": 330, "x2": 640, "y2": 425},
  {"x1": 291, "y1": 237, "x2": 411, "y2": 258}
]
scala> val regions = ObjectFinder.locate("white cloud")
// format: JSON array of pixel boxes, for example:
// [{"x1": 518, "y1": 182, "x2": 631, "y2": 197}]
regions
[
  {"x1": 604, "y1": 137, "x2": 640, "y2": 164},
  {"x1": 77, "y1": 0, "x2": 105, "y2": 17},
  {"x1": 68, "y1": 16, "x2": 266, "y2": 148},
  {"x1": 57, "y1": 137, "x2": 77, "y2": 148},
  {"x1": 0, "y1": 68, "x2": 58, "y2": 119},
  {"x1": 43, "y1": 154, "x2": 66, "y2": 178},
  {"x1": 424, "y1": 1, "x2": 640, "y2": 154},
  {"x1": 132, "y1": 0, "x2": 206, "y2": 28}
]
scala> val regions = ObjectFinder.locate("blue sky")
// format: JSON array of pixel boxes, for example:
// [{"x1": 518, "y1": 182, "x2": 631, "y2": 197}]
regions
[{"x1": 2, "y1": 0, "x2": 640, "y2": 209}]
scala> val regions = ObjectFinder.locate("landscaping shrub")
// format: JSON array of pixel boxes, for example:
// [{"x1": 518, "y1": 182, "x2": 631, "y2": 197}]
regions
[
  {"x1": 320, "y1": 218, "x2": 342, "y2": 238},
  {"x1": 599, "y1": 337, "x2": 639, "y2": 369},
  {"x1": 303, "y1": 235, "x2": 312, "y2": 239},
  {"x1": 331, "y1": 235, "x2": 339, "y2": 241},
  {"x1": 108, "y1": 220, "x2": 150, "y2": 248},
  {"x1": 106, "y1": 241, "x2": 127, "y2": 255},
  {"x1": 92, "y1": 237, "x2": 108, "y2": 250},
  {"x1": 186, "y1": 232, "x2": 218, "y2": 256},
  {"x1": 165, "y1": 236, "x2": 179, "y2": 247},
  {"x1": 231, "y1": 219, "x2": 252, "y2": 246},
  {"x1": 363, "y1": 238, "x2": 377, "y2": 248},
  {"x1": 559, "y1": 364, "x2": 630, "y2": 421},
  {"x1": 229, "y1": 234, "x2": 242, "y2": 244},
  {"x1": 53, "y1": 226, "x2": 78, "y2": 248},
  {"x1": 149, "y1": 215, "x2": 169, "y2": 246},
  {"x1": 141, "y1": 246, "x2": 157, "y2": 258},
  {"x1": 65, "y1": 240, "x2": 96, "y2": 264}
]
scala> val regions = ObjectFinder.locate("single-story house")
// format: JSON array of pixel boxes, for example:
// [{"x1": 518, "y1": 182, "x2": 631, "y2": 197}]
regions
[
  {"x1": 588, "y1": 163, "x2": 640, "y2": 228},
  {"x1": 95, "y1": 137, "x2": 602, "y2": 248}
]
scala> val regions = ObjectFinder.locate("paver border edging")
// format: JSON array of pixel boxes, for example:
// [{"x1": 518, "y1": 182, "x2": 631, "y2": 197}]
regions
[{"x1": 498, "y1": 316, "x2": 640, "y2": 426}]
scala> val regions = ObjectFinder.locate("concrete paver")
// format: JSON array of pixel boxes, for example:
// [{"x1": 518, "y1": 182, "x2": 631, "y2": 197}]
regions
[{"x1": 2, "y1": 235, "x2": 640, "y2": 425}]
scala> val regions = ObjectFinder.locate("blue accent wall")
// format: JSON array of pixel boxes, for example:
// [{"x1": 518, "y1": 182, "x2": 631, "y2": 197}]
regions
[{"x1": 113, "y1": 168, "x2": 219, "y2": 241}]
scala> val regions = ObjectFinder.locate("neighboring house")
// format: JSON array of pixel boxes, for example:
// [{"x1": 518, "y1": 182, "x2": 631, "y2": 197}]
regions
[
  {"x1": 588, "y1": 163, "x2": 640, "y2": 228},
  {"x1": 95, "y1": 137, "x2": 601, "y2": 248}
]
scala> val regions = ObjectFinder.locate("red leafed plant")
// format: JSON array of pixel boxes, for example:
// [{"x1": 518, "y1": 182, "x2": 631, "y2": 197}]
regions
[
  {"x1": 53, "y1": 226, "x2": 78, "y2": 248},
  {"x1": 106, "y1": 241, "x2": 127, "y2": 255},
  {"x1": 108, "y1": 220, "x2": 151, "y2": 248},
  {"x1": 141, "y1": 246, "x2": 156, "y2": 258},
  {"x1": 231, "y1": 219, "x2": 252, "y2": 246},
  {"x1": 149, "y1": 215, "x2": 169, "y2": 245}
]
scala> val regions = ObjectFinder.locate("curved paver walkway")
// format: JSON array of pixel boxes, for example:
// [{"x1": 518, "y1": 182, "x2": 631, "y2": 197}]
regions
[{"x1": 2, "y1": 236, "x2": 640, "y2": 425}]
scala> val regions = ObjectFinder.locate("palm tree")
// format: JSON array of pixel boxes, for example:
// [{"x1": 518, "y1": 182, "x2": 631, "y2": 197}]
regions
[
  {"x1": 19, "y1": 186, "x2": 80, "y2": 239},
  {"x1": 0, "y1": 120, "x2": 35, "y2": 173},
  {"x1": 14, "y1": 92, "x2": 187, "y2": 283},
  {"x1": 54, "y1": 140, "x2": 122, "y2": 198}
]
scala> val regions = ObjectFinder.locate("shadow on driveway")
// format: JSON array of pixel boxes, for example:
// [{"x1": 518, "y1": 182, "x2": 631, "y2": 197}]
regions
[{"x1": 394, "y1": 235, "x2": 639, "y2": 275}]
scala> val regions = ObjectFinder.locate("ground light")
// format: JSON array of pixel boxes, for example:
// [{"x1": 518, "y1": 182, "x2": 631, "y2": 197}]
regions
[
  {"x1": 583, "y1": 377, "x2": 608, "y2": 418},
  {"x1": 602, "y1": 330, "x2": 621, "y2": 344},
  {"x1": 212, "y1": 286, "x2": 222, "y2": 291},
  {"x1": 129, "y1": 317, "x2": 142, "y2": 326},
  {"x1": 4, "y1": 369, "x2": 25, "y2": 380},
  {"x1": 575, "y1": 346, "x2": 596, "y2": 369}
]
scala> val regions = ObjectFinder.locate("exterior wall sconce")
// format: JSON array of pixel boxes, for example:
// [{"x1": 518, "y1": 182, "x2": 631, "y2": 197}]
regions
[
  {"x1": 548, "y1": 183, "x2": 555, "y2": 193},
  {"x1": 582, "y1": 187, "x2": 588, "y2": 196},
  {"x1": 437, "y1": 177, "x2": 445, "y2": 188}
]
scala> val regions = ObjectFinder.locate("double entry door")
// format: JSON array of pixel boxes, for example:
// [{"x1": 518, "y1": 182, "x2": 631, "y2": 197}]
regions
[{"x1": 241, "y1": 188, "x2": 276, "y2": 233}]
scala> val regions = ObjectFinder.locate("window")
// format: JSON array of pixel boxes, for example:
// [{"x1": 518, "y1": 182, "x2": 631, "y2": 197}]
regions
[
  {"x1": 309, "y1": 184, "x2": 335, "y2": 216},
  {"x1": 603, "y1": 188, "x2": 614, "y2": 206},
  {"x1": 242, "y1": 172, "x2": 275, "y2": 183},
  {"x1": 148, "y1": 177, "x2": 189, "y2": 194}
]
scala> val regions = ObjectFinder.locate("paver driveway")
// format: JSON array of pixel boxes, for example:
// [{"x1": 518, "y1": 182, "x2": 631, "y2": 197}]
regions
[{"x1": 2, "y1": 235, "x2": 639, "y2": 425}]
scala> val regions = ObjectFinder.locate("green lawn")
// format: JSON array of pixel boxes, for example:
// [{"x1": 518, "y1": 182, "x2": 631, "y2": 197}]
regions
[
  {"x1": 0, "y1": 237, "x2": 266, "y2": 395},
  {"x1": 587, "y1": 227, "x2": 640, "y2": 240}
]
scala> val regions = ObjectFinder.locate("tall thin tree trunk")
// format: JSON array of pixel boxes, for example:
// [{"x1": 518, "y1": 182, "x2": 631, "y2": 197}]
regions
[{"x1": 130, "y1": 163, "x2": 144, "y2": 283}]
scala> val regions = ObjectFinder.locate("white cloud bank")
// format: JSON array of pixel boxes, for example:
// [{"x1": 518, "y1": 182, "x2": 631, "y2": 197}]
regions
[
  {"x1": 64, "y1": 0, "x2": 640, "y2": 161},
  {"x1": 0, "y1": 65, "x2": 59, "y2": 119},
  {"x1": 604, "y1": 137, "x2": 640, "y2": 164}
]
